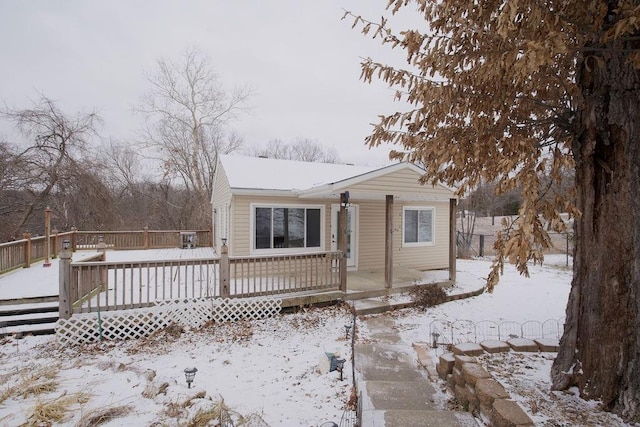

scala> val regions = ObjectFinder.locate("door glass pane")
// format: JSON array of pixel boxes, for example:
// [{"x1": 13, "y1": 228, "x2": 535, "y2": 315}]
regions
[{"x1": 337, "y1": 210, "x2": 352, "y2": 257}]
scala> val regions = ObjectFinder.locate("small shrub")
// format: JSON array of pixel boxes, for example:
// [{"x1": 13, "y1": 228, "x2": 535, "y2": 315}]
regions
[{"x1": 410, "y1": 285, "x2": 448, "y2": 311}]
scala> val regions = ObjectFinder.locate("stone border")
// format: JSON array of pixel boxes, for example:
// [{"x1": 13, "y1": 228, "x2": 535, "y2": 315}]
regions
[{"x1": 416, "y1": 338, "x2": 559, "y2": 427}]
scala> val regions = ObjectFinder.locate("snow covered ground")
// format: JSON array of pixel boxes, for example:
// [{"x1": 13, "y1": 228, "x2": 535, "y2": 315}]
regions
[{"x1": 0, "y1": 254, "x2": 632, "y2": 426}]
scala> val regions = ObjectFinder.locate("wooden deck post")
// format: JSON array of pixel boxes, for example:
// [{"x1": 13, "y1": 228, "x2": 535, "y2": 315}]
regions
[
  {"x1": 58, "y1": 241, "x2": 73, "y2": 319},
  {"x1": 52, "y1": 229, "x2": 59, "y2": 259},
  {"x1": 339, "y1": 193, "x2": 348, "y2": 292},
  {"x1": 449, "y1": 198, "x2": 457, "y2": 282},
  {"x1": 143, "y1": 226, "x2": 149, "y2": 249},
  {"x1": 44, "y1": 207, "x2": 52, "y2": 267},
  {"x1": 385, "y1": 195, "x2": 393, "y2": 289},
  {"x1": 220, "y1": 240, "x2": 230, "y2": 298},
  {"x1": 70, "y1": 227, "x2": 78, "y2": 252},
  {"x1": 23, "y1": 232, "x2": 32, "y2": 268}
]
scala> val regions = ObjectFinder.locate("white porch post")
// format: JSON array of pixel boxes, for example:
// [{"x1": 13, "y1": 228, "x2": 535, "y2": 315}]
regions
[
  {"x1": 339, "y1": 192, "x2": 348, "y2": 292},
  {"x1": 449, "y1": 198, "x2": 457, "y2": 282},
  {"x1": 385, "y1": 195, "x2": 393, "y2": 289}
]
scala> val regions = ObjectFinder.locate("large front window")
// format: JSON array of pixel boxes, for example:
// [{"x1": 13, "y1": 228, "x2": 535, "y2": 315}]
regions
[
  {"x1": 403, "y1": 207, "x2": 434, "y2": 246},
  {"x1": 254, "y1": 206, "x2": 322, "y2": 250}
]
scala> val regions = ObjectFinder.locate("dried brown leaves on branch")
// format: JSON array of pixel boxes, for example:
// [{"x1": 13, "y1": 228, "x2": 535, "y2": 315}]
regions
[{"x1": 344, "y1": 0, "x2": 639, "y2": 290}]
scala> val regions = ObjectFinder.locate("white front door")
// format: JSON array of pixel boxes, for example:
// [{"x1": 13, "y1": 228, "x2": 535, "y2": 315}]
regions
[{"x1": 331, "y1": 204, "x2": 358, "y2": 268}]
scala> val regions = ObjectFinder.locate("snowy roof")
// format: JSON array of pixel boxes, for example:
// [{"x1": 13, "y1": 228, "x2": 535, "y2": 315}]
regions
[{"x1": 218, "y1": 155, "x2": 379, "y2": 191}]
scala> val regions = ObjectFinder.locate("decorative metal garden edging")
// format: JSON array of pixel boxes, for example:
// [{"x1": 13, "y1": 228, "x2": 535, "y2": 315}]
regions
[{"x1": 428, "y1": 317, "x2": 566, "y2": 350}]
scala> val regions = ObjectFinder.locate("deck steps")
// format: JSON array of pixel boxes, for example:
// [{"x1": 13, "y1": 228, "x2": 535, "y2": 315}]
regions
[{"x1": 0, "y1": 301, "x2": 58, "y2": 337}]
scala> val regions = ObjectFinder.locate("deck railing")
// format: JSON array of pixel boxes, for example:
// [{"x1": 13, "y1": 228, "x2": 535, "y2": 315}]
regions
[
  {"x1": 61, "y1": 250, "x2": 342, "y2": 316},
  {"x1": 228, "y1": 253, "x2": 341, "y2": 297},
  {"x1": 74, "y1": 229, "x2": 211, "y2": 250},
  {"x1": 69, "y1": 257, "x2": 220, "y2": 314},
  {"x1": 0, "y1": 229, "x2": 211, "y2": 274}
]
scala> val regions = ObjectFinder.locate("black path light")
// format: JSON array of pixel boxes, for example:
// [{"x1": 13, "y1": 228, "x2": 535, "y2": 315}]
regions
[
  {"x1": 184, "y1": 367, "x2": 198, "y2": 388},
  {"x1": 344, "y1": 324, "x2": 351, "y2": 340},
  {"x1": 431, "y1": 332, "x2": 440, "y2": 348},
  {"x1": 334, "y1": 358, "x2": 346, "y2": 381}
]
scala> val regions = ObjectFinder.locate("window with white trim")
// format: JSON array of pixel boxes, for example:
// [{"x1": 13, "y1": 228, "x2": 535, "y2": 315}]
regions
[
  {"x1": 253, "y1": 205, "x2": 322, "y2": 251},
  {"x1": 403, "y1": 207, "x2": 434, "y2": 246}
]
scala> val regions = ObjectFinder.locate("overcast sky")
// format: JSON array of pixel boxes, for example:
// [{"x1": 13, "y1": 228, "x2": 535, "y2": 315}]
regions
[{"x1": 0, "y1": 1, "x2": 418, "y2": 166}]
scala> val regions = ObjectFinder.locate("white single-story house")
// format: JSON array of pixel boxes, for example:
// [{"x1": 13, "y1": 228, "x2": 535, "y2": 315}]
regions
[{"x1": 211, "y1": 155, "x2": 458, "y2": 286}]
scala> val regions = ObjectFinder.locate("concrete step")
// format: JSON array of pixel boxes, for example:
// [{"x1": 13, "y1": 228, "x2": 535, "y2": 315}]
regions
[{"x1": 351, "y1": 298, "x2": 414, "y2": 315}]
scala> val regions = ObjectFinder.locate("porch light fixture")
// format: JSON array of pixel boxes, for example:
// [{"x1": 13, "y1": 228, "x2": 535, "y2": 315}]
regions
[
  {"x1": 62, "y1": 239, "x2": 70, "y2": 250},
  {"x1": 344, "y1": 324, "x2": 351, "y2": 340},
  {"x1": 431, "y1": 332, "x2": 440, "y2": 348},
  {"x1": 221, "y1": 237, "x2": 227, "y2": 245},
  {"x1": 184, "y1": 367, "x2": 198, "y2": 388},
  {"x1": 340, "y1": 191, "x2": 350, "y2": 208}
]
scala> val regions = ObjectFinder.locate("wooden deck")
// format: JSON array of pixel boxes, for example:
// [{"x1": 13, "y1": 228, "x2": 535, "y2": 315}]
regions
[{"x1": 0, "y1": 248, "x2": 452, "y2": 310}]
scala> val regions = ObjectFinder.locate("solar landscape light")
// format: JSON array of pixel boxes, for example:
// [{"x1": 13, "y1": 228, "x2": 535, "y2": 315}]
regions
[
  {"x1": 184, "y1": 367, "x2": 198, "y2": 388},
  {"x1": 62, "y1": 239, "x2": 70, "y2": 250},
  {"x1": 334, "y1": 358, "x2": 346, "y2": 381},
  {"x1": 344, "y1": 324, "x2": 351, "y2": 340},
  {"x1": 431, "y1": 332, "x2": 440, "y2": 348},
  {"x1": 326, "y1": 352, "x2": 346, "y2": 381}
]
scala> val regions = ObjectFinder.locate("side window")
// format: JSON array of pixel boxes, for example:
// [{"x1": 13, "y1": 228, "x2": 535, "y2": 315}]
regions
[{"x1": 403, "y1": 207, "x2": 434, "y2": 245}]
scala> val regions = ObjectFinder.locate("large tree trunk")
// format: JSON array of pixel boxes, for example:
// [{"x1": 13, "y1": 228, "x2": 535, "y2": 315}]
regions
[{"x1": 551, "y1": 41, "x2": 640, "y2": 421}]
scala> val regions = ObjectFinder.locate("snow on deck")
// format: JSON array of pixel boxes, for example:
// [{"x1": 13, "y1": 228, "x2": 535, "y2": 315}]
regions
[{"x1": 0, "y1": 248, "x2": 217, "y2": 301}]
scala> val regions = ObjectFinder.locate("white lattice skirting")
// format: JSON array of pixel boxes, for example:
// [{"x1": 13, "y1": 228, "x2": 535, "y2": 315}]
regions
[{"x1": 55, "y1": 297, "x2": 282, "y2": 345}]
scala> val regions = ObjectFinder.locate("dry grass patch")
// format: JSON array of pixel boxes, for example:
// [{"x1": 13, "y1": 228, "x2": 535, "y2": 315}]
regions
[
  {"x1": 185, "y1": 396, "x2": 268, "y2": 427},
  {"x1": 0, "y1": 364, "x2": 60, "y2": 404},
  {"x1": 75, "y1": 404, "x2": 133, "y2": 427},
  {"x1": 26, "y1": 391, "x2": 91, "y2": 425}
]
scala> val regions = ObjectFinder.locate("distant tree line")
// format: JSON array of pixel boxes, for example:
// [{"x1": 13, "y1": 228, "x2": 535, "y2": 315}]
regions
[{"x1": 0, "y1": 48, "x2": 344, "y2": 243}]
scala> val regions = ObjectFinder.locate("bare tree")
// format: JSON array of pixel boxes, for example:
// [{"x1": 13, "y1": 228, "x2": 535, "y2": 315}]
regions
[
  {"x1": 246, "y1": 137, "x2": 339, "y2": 163},
  {"x1": 1, "y1": 96, "x2": 101, "y2": 237},
  {"x1": 136, "y1": 47, "x2": 249, "y2": 228},
  {"x1": 347, "y1": 0, "x2": 640, "y2": 420}
]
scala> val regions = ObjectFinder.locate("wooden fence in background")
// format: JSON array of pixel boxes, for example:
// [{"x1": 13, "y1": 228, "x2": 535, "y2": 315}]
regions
[{"x1": 0, "y1": 229, "x2": 211, "y2": 275}]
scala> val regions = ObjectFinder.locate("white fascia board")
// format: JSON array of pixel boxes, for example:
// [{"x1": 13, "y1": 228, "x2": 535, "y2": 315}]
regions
[
  {"x1": 230, "y1": 188, "x2": 299, "y2": 198},
  {"x1": 299, "y1": 162, "x2": 458, "y2": 199},
  {"x1": 299, "y1": 163, "x2": 407, "y2": 198}
]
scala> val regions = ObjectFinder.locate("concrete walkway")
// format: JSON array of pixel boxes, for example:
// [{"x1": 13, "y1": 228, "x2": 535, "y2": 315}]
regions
[{"x1": 355, "y1": 316, "x2": 479, "y2": 427}]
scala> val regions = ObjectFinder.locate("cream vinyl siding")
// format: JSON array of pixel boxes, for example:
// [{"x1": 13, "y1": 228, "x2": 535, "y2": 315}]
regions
[
  {"x1": 211, "y1": 164, "x2": 232, "y2": 248},
  {"x1": 350, "y1": 168, "x2": 451, "y2": 270},
  {"x1": 231, "y1": 195, "x2": 333, "y2": 257},
  {"x1": 394, "y1": 200, "x2": 450, "y2": 270},
  {"x1": 357, "y1": 200, "x2": 386, "y2": 270},
  {"x1": 346, "y1": 200, "x2": 450, "y2": 271},
  {"x1": 348, "y1": 168, "x2": 453, "y2": 199},
  {"x1": 215, "y1": 162, "x2": 454, "y2": 267}
]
